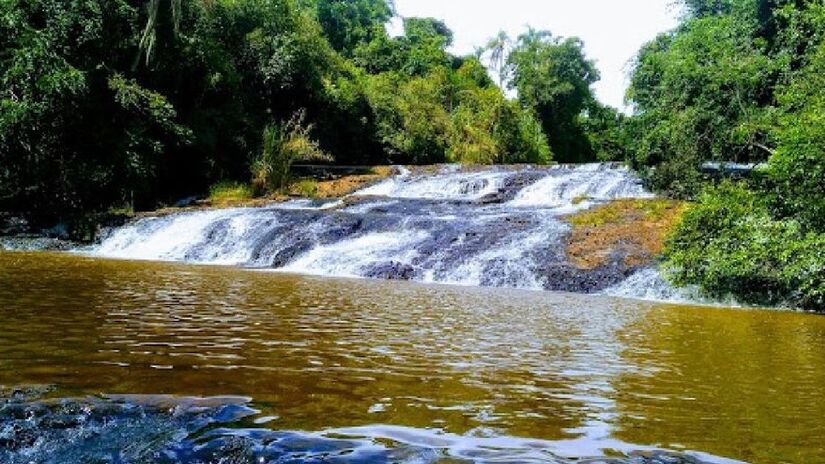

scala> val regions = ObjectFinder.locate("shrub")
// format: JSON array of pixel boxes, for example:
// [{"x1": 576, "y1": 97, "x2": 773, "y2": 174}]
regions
[
  {"x1": 663, "y1": 182, "x2": 824, "y2": 310},
  {"x1": 251, "y1": 111, "x2": 332, "y2": 195},
  {"x1": 290, "y1": 179, "x2": 320, "y2": 198}
]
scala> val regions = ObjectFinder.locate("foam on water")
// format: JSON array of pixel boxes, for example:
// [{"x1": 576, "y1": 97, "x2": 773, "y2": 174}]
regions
[
  {"x1": 357, "y1": 167, "x2": 511, "y2": 201},
  {"x1": 511, "y1": 164, "x2": 652, "y2": 209},
  {"x1": 281, "y1": 230, "x2": 430, "y2": 278},
  {"x1": 603, "y1": 267, "x2": 746, "y2": 308},
  {"x1": 94, "y1": 208, "x2": 260, "y2": 264}
]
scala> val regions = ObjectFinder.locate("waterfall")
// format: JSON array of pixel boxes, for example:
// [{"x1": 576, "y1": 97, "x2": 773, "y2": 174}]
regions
[{"x1": 89, "y1": 164, "x2": 677, "y2": 297}]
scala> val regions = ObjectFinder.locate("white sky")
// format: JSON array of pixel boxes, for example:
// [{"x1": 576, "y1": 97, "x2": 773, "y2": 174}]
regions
[{"x1": 391, "y1": 0, "x2": 681, "y2": 110}]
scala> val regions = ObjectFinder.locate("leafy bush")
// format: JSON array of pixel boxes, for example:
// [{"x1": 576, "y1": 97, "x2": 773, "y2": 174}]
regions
[
  {"x1": 767, "y1": 42, "x2": 825, "y2": 232},
  {"x1": 664, "y1": 182, "x2": 824, "y2": 310},
  {"x1": 251, "y1": 112, "x2": 332, "y2": 195},
  {"x1": 290, "y1": 179, "x2": 320, "y2": 198},
  {"x1": 447, "y1": 86, "x2": 551, "y2": 165}
]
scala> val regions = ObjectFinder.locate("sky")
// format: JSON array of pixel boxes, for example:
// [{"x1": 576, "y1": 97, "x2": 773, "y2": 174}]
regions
[{"x1": 391, "y1": 0, "x2": 681, "y2": 110}]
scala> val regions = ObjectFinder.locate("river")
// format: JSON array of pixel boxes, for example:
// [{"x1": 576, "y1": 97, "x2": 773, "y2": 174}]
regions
[{"x1": 2, "y1": 252, "x2": 825, "y2": 463}]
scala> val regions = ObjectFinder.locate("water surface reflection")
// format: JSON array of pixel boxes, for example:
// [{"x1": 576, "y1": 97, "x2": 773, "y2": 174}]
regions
[{"x1": 1, "y1": 252, "x2": 823, "y2": 463}]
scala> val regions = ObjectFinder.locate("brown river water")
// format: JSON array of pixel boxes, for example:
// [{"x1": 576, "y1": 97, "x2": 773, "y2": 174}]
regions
[{"x1": 1, "y1": 251, "x2": 824, "y2": 463}]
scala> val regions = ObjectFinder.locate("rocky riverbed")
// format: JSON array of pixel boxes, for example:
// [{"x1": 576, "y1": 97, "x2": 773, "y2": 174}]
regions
[{"x1": 0, "y1": 386, "x2": 724, "y2": 464}]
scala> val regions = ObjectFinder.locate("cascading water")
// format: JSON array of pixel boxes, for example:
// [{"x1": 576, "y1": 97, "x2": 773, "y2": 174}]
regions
[{"x1": 89, "y1": 164, "x2": 680, "y2": 299}]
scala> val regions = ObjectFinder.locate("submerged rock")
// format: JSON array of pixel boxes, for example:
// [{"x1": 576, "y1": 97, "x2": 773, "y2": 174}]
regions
[
  {"x1": 0, "y1": 391, "x2": 736, "y2": 464},
  {"x1": 365, "y1": 261, "x2": 421, "y2": 280}
]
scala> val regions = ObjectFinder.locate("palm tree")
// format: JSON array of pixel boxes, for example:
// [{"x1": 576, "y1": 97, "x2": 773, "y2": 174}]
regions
[{"x1": 484, "y1": 31, "x2": 512, "y2": 88}]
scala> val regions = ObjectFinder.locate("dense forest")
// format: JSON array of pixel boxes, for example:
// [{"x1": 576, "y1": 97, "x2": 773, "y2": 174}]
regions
[
  {"x1": 0, "y1": 0, "x2": 822, "y2": 309},
  {"x1": 0, "y1": 0, "x2": 618, "y2": 216},
  {"x1": 628, "y1": 0, "x2": 824, "y2": 310}
]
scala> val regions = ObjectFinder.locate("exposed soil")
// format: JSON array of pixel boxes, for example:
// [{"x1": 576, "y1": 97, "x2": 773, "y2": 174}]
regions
[
  {"x1": 290, "y1": 166, "x2": 396, "y2": 198},
  {"x1": 564, "y1": 199, "x2": 688, "y2": 270}
]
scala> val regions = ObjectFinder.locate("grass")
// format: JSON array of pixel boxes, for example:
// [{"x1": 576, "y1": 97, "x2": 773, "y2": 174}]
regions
[
  {"x1": 571, "y1": 195, "x2": 591, "y2": 206},
  {"x1": 107, "y1": 205, "x2": 135, "y2": 216},
  {"x1": 565, "y1": 199, "x2": 689, "y2": 269},
  {"x1": 288, "y1": 179, "x2": 320, "y2": 198},
  {"x1": 208, "y1": 181, "x2": 254, "y2": 206}
]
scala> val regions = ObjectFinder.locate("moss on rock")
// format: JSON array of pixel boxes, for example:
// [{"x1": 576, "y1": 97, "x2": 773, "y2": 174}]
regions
[{"x1": 564, "y1": 199, "x2": 689, "y2": 270}]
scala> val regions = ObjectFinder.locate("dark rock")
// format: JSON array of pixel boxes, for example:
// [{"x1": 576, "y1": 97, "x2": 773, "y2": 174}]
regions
[
  {"x1": 536, "y1": 261, "x2": 638, "y2": 294},
  {"x1": 365, "y1": 261, "x2": 420, "y2": 280},
  {"x1": 0, "y1": 236, "x2": 77, "y2": 252},
  {"x1": 269, "y1": 241, "x2": 314, "y2": 268}
]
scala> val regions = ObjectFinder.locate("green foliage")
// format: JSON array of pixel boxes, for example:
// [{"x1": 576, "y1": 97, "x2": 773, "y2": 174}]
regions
[
  {"x1": 581, "y1": 103, "x2": 631, "y2": 162},
  {"x1": 0, "y1": 0, "x2": 341, "y2": 218},
  {"x1": 291, "y1": 179, "x2": 320, "y2": 198},
  {"x1": 313, "y1": 0, "x2": 393, "y2": 55},
  {"x1": 361, "y1": 59, "x2": 552, "y2": 165},
  {"x1": 627, "y1": 12, "x2": 777, "y2": 197},
  {"x1": 351, "y1": 16, "x2": 454, "y2": 77},
  {"x1": 768, "y1": 41, "x2": 825, "y2": 231},
  {"x1": 208, "y1": 181, "x2": 253, "y2": 204},
  {"x1": 1, "y1": 0, "x2": 567, "y2": 222},
  {"x1": 251, "y1": 112, "x2": 331, "y2": 195},
  {"x1": 506, "y1": 29, "x2": 600, "y2": 162},
  {"x1": 628, "y1": 0, "x2": 825, "y2": 310},
  {"x1": 664, "y1": 182, "x2": 824, "y2": 310},
  {"x1": 448, "y1": 85, "x2": 551, "y2": 164}
]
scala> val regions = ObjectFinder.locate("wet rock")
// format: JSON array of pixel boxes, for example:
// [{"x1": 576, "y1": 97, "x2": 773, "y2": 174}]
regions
[
  {"x1": 0, "y1": 392, "x2": 731, "y2": 464},
  {"x1": 270, "y1": 240, "x2": 314, "y2": 268},
  {"x1": 536, "y1": 262, "x2": 638, "y2": 294},
  {"x1": 474, "y1": 170, "x2": 547, "y2": 204},
  {"x1": 365, "y1": 261, "x2": 420, "y2": 280},
  {"x1": 87, "y1": 164, "x2": 667, "y2": 298},
  {"x1": 0, "y1": 236, "x2": 77, "y2": 252}
]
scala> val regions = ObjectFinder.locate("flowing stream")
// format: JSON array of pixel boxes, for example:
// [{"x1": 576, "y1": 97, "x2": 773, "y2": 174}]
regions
[{"x1": 90, "y1": 164, "x2": 667, "y2": 298}]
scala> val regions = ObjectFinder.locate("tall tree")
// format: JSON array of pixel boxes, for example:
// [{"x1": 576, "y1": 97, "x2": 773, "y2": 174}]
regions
[
  {"x1": 483, "y1": 31, "x2": 512, "y2": 87},
  {"x1": 506, "y1": 29, "x2": 600, "y2": 163}
]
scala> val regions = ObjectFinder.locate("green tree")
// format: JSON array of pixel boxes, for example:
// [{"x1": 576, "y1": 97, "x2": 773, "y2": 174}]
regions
[
  {"x1": 632, "y1": 0, "x2": 825, "y2": 310},
  {"x1": 627, "y1": 10, "x2": 777, "y2": 197},
  {"x1": 768, "y1": 40, "x2": 825, "y2": 231},
  {"x1": 313, "y1": 0, "x2": 393, "y2": 55},
  {"x1": 507, "y1": 29, "x2": 600, "y2": 163},
  {"x1": 482, "y1": 31, "x2": 512, "y2": 87}
]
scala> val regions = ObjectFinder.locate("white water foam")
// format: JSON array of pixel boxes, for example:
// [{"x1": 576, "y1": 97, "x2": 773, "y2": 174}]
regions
[
  {"x1": 602, "y1": 268, "x2": 694, "y2": 303},
  {"x1": 511, "y1": 164, "x2": 652, "y2": 209},
  {"x1": 357, "y1": 168, "x2": 510, "y2": 201},
  {"x1": 280, "y1": 230, "x2": 430, "y2": 278},
  {"x1": 86, "y1": 163, "x2": 711, "y2": 306},
  {"x1": 93, "y1": 209, "x2": 263, "y2": 264}
]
